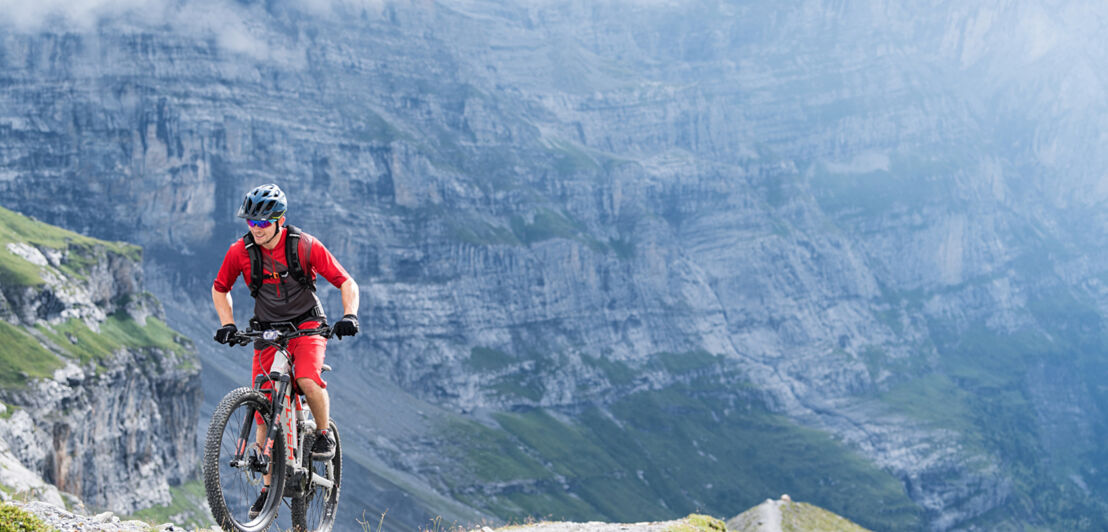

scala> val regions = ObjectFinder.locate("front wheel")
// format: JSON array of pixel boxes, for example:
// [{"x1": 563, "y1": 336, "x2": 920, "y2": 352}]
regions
[
  {"x1": 204, "y1": 387, "x2": 286, "y2": 532},
  {"x1": 291, "y1": 419, "x2": 342, "y2": 532}
]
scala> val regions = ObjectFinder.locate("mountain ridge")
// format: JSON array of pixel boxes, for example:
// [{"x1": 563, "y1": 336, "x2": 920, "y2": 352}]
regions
[{"x1": 0, "y1": 1, "x2": 1105, "y2": 529}]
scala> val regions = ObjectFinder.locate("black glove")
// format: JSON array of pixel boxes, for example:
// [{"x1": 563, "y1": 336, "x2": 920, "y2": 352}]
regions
[
  {"x1": 214, "y1": 323, "x2": 238, "y2": 345},
  {"x1": 333, "y1": 314, "x2": 359, "y2": 339}
]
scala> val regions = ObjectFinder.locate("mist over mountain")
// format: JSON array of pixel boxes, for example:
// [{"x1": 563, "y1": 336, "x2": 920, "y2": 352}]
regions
[{"x1": 0, "y1": 1, "x2": 1106, "y2": 530}]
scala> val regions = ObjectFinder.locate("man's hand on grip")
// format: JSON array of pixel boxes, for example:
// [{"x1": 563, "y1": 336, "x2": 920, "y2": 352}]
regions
[
  {"x1": 214, "y1": 323, "x2": 238, "y2": 345},
  {"x1": 334, "y1": 314, "x2": 359, "y2": 339}
]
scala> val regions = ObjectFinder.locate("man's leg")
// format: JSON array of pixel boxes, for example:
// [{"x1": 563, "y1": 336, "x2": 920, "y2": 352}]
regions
[{"x1": 297, "y1": 377, "x2": 330, "y2": 428}]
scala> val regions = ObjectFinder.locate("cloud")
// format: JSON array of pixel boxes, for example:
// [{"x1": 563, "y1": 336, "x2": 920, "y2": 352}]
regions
[
  {"x1": 0, "y1": 0, "x2": 316, "y2": 66},
  {"x1": 0, "y1": 0, "x2": 170, "y2": 32},
  {"x1": 297, "y1": 0, "x2": 386, "y2": 17}
]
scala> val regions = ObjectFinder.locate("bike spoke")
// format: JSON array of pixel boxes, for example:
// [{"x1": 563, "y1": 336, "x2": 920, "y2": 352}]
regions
[{"x1": 205, "y1": 388, "x2": 283, "y2": 532}]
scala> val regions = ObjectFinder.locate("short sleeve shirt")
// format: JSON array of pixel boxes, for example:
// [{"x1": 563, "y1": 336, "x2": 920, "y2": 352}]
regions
[{"x1": 213, "y1": 228, "x2": 351, "y2": 322}]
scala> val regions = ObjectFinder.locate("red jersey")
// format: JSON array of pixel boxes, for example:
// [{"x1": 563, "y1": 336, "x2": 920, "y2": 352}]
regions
[{"x1": 213, "y1": 228, "x2": 351, "y2": 323}]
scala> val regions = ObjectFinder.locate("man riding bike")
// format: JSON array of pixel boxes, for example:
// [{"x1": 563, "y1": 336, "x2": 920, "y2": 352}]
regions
[{"x1": 211, "y1": 183, "x2": 360, "y2": 518}]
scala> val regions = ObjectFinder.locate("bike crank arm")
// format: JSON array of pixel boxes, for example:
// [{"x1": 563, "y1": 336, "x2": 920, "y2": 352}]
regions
[{"x1": 310, "y1": 472, "x2": 334, "y2": 490}]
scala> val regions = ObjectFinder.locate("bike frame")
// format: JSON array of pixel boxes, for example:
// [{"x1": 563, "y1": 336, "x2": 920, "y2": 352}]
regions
[
  {"x1": 230, "y1": 325, "x2": 334, "y2": 490},
  {"x1": 262, "y1": 343, "x2": 302, "y2": 471}
]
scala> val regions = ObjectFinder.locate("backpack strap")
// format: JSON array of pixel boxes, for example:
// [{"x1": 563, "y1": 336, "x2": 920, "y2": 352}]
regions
[
  {"x1": 284, "y1": 225, "x2": 316, "y2": 292},
  {"x1": 242, "y1": 232, "x2": 264, "y2": 298},
  {"x1": 241, "y1": 226, "x2": 315, "y2": 298}
]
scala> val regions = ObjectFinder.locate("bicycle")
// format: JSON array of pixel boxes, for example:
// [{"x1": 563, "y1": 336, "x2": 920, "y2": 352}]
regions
[{"x1": 203, "y1": 323, "x2": 342, "y2": 532}]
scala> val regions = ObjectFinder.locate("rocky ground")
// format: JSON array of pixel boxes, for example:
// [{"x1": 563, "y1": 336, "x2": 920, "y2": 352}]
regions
[
  {"x1": 10, "y1": 496, "x2": 867, "y2": 532},
  {"x1": 12, "y1": 501, "x2": 197, "y2": 532},
  {"x1": 472, "y1": 515, "x2": 725, "y2": 532}
]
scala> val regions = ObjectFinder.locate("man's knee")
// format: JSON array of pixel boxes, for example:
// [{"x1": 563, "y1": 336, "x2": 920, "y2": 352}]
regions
[{"x1": 297, "y1": 377, "x2": 323, "y2": 394}]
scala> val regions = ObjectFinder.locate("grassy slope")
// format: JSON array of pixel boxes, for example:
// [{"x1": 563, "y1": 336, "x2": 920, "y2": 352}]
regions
[
  {"x1": 128, "y1": 479, "x2": 214, "y2": 528},
  {"x1": 813, "y1": 160, "x2": 1108, "y2": 530},
  {"x1": 0, "y1": 205, "x2": 139, "y2": 286},
  {"x1": 442, "y1": 377, "x2": 922, "y2": 531},
  {"x1": 0, "y1": 502, "x2": 53, "y2": 532},
  {"x1": 0, "y1": 320, "x2": 65, "y2": 388},
  {"x1": 870, "y1": 292, "x2": 1108, "y2": 530},
  {"x1": 0, "y1": 206, "x2": 193, "y2": 388}
]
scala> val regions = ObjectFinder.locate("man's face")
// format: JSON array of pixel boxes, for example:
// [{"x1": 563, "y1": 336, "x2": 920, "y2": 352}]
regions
[{"x1": 248, "y1": 217, "x2": 282, "y2": 244}]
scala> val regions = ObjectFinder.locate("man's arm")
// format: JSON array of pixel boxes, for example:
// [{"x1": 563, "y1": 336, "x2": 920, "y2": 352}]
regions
[
  {"x1": 212, "y1": 286, "x2": 235, "y2": 325},
  {"x1": 339, "y1": 278, "x2": 360, "y2": 317}
]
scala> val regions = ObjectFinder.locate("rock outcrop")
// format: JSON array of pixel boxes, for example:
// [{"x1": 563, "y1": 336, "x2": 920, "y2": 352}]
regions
[{"x1": 0, "y1": 208, "x2": 201, "y2": 514}]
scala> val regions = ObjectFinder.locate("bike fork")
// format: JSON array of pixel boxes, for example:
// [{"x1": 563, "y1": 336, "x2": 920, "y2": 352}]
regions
[
  {"x1": 231, "y1": 406, "x2": 257, "y2": 467},
  {"x1": 263, "y1": 378, "x2": 289, "y2": 461}
]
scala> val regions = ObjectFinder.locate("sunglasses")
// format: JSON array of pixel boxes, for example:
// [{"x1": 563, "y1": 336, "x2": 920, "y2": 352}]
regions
[{"x1": 247, "y1": 219, "x2": 279, "y2": 228}]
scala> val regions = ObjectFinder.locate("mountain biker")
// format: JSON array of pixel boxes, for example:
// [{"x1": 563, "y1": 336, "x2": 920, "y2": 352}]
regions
[{"x1": 210, "y1": 183, "x2": 359, "y2": 516}]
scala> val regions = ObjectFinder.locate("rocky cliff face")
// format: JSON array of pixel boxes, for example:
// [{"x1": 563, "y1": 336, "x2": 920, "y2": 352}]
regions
[
  {"x1": 0, "y1": 1, "x2": 1106, "y2": 530},
  {"x1": 0, "y1": 208, "x2": 201, "y2": 514}
]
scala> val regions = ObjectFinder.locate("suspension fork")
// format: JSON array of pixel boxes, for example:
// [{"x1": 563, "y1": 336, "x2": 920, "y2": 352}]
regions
[
  {"x1": 263, "y1": 376, "x2": 291, "y2": 461},
  {"x1": 233, "y1": 404, "x2": 257, "y2": 461}
]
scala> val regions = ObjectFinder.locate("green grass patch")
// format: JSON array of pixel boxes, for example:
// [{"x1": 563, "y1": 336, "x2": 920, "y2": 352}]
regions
[
  {"x1": 891, "y1": 314, "x2": 1108, "y2": 530},
  {"x1": 580, "y1": 354, "x2": 636, "y2": 385},
  {"x1": 466, "y1": 347, "x2": 516, "y2": 371},
  {"x1": 0, "y1": 206, "x2": 141, "y2": 287},
  {"x1": 128, "y1": 479, "x2": 214, "y2": 528},
  {"x1": 450, "y1": 220, "x2": 520, "y2": 247},
  {"x1": 36, "y1": 315, "x2": 192, "y2": 372},
  {"x1": 0, "y1": 249, "x2": 46, "y2": 287},
  {"x1": 101, "y1": 315, "x2": 191, "y2": 356},
  {"x1": 879, "y1": 373, "x2": 977, "y2": 434},
  {"x1": 665, "y1": 514, "x2": 726, "y2": 532},
  {"x1": 780, "y1": 501, "x2": 871, "y2": 532},
  {"x1": 510, "y1": 209, "x2": 582, "y2": 245},
  {"x1": 443, "y1": 387, "x2": 922, "y2": 530},
  {"x1": 0, "y1": 205, "x2": 140, "y2": 260},
  {"x1": 0, "y1": 320, "x2": 64, "y2": 389},
  {"x1": 548, "y1": 139, "x2": 600, "y2": 176},
  {"x1": 440, "y1": 418, "x2": 548, "y2": 484},
  {"x1": 0, "y1": 501, "x2": 52, "y2": 532},
  {"x1": 654, "y1": 350, "x2": 721, "y2": 374}
]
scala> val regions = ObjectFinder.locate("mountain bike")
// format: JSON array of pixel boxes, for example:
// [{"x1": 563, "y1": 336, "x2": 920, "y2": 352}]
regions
[{"x1": 203, "y1": 323, "x2": 342, "y2": 532}]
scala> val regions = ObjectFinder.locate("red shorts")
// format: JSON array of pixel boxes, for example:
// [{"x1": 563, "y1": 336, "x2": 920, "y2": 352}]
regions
[{"x1": 251, "y1": 320, "x2": 329, "y2": 393}]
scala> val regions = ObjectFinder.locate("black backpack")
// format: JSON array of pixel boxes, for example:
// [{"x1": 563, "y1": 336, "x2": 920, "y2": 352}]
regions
[{"x1": 242, "y1": 224, "x2": 315, "y2": 298}]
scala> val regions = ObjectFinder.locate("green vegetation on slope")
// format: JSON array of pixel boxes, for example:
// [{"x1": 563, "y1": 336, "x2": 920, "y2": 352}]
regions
[
  {"x1": 873, "y1": 288, "x2": 1108, "y2": 530},
  {"x1": 0, "y1": 320, "x2": 65, "y2": 388},
  {"x1": 33, "y1": 314, "x2": 192, "y2": 373},
  {"x1": 0, "y1": 502, "x2": 52, "y2": 532},
  {"x1": 664, "y1": 514, "x2": 726, "y2": 532},
  {"x1": 0, "y1": 207, "x2": 194, "y2": 389},
  {"x1": 0, "y1": 205, "x2": 140, "y2": 286},
  {"x1": 442, "y1": 382, "x2": 922, "y2": 531},
  {"x1": 780, "y1": 501, "x2": 871, "y2": 532},
  {"x1": 128, "y1": 479, "x2": 214, "y2": 529},
  {"x1": 727, "y1": 500, "x2": 871, "y2": 532}
]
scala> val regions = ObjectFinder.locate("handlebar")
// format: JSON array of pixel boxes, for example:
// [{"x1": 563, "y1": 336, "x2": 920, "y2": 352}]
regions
[{"x1": 228, "y1": 324, "x2": 333, "y2": 347}]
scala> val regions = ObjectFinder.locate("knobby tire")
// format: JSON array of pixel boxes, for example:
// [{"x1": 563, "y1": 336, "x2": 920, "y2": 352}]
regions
[
  {"x1": 204, "y1": 387, "x2": 286, "y2": 532},
  {"x1": 291, "y1": 420, "x2": 342, "y2": 532}
]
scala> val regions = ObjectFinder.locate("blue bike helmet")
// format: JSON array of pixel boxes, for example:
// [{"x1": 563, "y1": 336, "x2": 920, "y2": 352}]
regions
[{"x1": 236, "y1": 184, "x2": 287, "y2": 221}]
